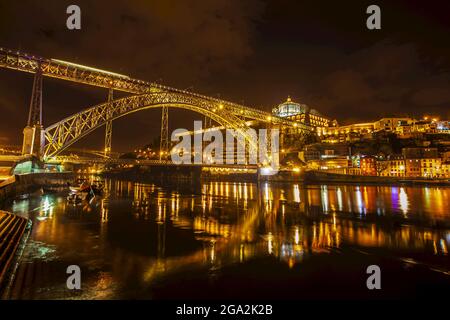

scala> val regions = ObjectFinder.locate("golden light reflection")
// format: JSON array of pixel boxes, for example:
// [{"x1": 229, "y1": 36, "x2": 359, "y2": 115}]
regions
[
  {"x1": 336, "y1": 187, "x2": 343, "y2": 211},
  {"x1": 11, "y1": 178, "x2": 450, "y2": 292},
  {"x1": 399, "y1": 187, "x2": 409, "y2": 216},
  {"x1": 294, "y1": 227, "x2": 300, "y2": 245},
  {"x1": 293, "y1": 184, "x2": 300, "y2": 203}
]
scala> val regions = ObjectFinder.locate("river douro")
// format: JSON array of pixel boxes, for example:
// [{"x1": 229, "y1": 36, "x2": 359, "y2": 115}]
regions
[{"x1": 4, "y1": 178, "x2": 450, "y2": 299}]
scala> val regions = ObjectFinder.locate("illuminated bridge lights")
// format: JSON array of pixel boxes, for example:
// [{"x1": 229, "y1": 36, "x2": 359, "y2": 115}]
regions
[
  {"x1": 0, "y1": 47, "x2": 312, "y2": 128},
  {"x1": 0, "y1": 47, "x2": 314, "y2": 162}
]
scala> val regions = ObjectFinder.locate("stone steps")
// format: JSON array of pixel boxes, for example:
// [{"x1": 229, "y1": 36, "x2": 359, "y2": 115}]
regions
[{"x1": 0, "y1": 211, "x2": 30, "y2": 289}]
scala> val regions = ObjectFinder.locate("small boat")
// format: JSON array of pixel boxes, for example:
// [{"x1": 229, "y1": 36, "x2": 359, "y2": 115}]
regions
[
  {"x1": 91, "y1": 180, "x2": 105, "y2": 195},
  {"x1": 66, "y1": 179, "x2": 104, "y2": 204},
  {"x1": 67, "y1": 191, "x2": 90, "y2": 204},
  {"x1": 68, "y1": 179, "x2": 104, "y2": 195}
]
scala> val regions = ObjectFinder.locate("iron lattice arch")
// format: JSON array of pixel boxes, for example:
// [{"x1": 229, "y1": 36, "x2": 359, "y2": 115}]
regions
[
  {"x1": 0, "y1": 48, "x2": 312, "y2": 127},
  {"x1": 43, "y1": 92, "x2": 258, "y2": 159}
]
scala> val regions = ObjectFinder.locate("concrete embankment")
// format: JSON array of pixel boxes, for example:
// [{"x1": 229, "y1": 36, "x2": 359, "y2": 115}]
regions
[
  {"x1": 103, "y1": 165, "x2": 258, "y2": 182},
  {"x1": 103, "y1": 165, "x2": 204, "y2": 183},
  {"x1": 0, "y1": 172, "x2": 74, "y2": 295},
  {"x1": 303, "y1": 171, "x2": 450, "y2": 186},
  {"x1": 0, "y1": 172, "x2": 75, "y2": 205},
  {"x1": 257, "y1": 170, "x2": 450, "y2": 186},
  {"x1": 257, "y1": 170, "x2": 303, "y2": 182}
]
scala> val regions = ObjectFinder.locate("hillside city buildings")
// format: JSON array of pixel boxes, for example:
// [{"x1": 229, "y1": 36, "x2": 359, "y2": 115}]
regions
[{"x1": 273, "y1": 97, "x2": 450, "y2": 179}]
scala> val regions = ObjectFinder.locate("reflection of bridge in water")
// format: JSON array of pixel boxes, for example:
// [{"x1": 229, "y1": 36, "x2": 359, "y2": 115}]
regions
[
  {"x1": 0, "y1": 48, "x2": 312, "y2": 167},
  {"x1": 105, "y1": 181, "x2": 450, "y2": 283},
  {"x1": 6, "y1": 179, "x2": 449, "y2": 299}
]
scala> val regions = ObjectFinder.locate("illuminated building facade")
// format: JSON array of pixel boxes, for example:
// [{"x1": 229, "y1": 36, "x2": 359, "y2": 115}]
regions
[
  {"x1": 442, "y1": 162, "x2": 450, "y2": 177},
  {"x1": 436, "y1": 120, "x2": 450, "y2": 133},
  {"x1": 402, "y1": 147, "x2": 445, "y2": 178},
  {"x1": 413, "y1": 118, "x2": 437, "y2": 133},
  {"x1": 318, "y1": 116, "x2": 450, "y2": 143},
  {"x1": 306, "y1": 156, "x2": 351, "y2": 174},
  {"x1": 377, "y1": 157, "x2": 406, "y2": 177},
  {"x1": 318, "y1": 122, "x2": 374, "y2": 142},
  {"x1": 420, "y1": 158, "x2": 442, "y2": 178},
  {"x1": 405, "y1": 159, "x2": 421, "y2": 178},
  {"x1": 395, "y1": 124, "x2": 413, "y2": 136},
  {"x1": 272, "y1": 97, "x2": 333, "y2": 128},
  {"x1": 377, "y1": 156, "x2": 449, "y2": 178},
  {"x1": 374, "y1": 118, "x2": 414, "y2": 132},
  {"x1": 405, "y1": 158, "x2": 445, "y2": 178},
  {"x1": 360, "y1": 156, "x2": 377, "y2": 176}
]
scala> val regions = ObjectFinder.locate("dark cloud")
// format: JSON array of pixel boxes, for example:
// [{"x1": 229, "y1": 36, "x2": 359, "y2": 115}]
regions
[
  {"x1": 0, "y1": 0, "x2": 264, "y2": 148},
  {"x1": 0, "y1": 0, "x2": 263, "y2": 83},
  {"x1": 412, "y1": 88, "x2": 450, "y2": 106},
  {"x1": 308, "y1": 40, "x2": 450, "y2": 123}
]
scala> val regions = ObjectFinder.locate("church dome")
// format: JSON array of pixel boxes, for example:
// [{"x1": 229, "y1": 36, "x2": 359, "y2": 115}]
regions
[{"x1": 272, "y1": 96, "x2": 307, "y2": 117}]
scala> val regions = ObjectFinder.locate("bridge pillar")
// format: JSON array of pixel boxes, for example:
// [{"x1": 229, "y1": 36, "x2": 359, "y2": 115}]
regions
[
  {"x1": 104, "y1": 88, "x2": 114, "y2": 157},
  {"x1": 22, "y1": 125, "x2": 44, "y2": 156},
  {"x1": 159, "y1": 106, "x2": 169, "y2": 160},
  {"x1": 22, "y1": 64, "x2": 43, "y2": 157}
]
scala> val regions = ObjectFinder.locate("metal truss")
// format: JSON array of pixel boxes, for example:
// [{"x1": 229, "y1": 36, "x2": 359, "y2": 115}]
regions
[
  {"x1": 104, "y1": 88, "x2": 113, "y2": 156},
  {"x1": 0, "y1": 48, "x2": 312, "y2": 129},
  {"x1": 43, "y1": 92, "x2": 261, "y2": 159},
  {"x1": 48, "y1": 156, "x2": 259, "y2": 169},
  {"x1": 27, "y1": 63, "x2": 43, "y2": 126},
  {"x1": 159, "y1": 106, "x2": 169, "y2": 160}
]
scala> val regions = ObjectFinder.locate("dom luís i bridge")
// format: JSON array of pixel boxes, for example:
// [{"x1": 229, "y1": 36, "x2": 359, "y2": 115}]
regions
[{"x1": 0, "y1": 47, "x2": 314, "y2": 176}]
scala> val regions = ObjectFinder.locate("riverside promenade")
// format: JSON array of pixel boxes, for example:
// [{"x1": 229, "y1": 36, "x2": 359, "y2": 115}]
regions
[
  {"x1": 258, "y1": 170, "x2": 450, "y2": 186},
  {"x1": 0, "y1": 211, "x2": 30, "y2": 294},
  {"x1": 0, "y1": 172, "x2": 74, "y2": 295}
]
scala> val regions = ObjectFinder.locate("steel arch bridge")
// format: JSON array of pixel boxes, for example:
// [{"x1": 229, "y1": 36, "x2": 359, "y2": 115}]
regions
[
  {"x1": 0, "y1": 47, "x2": 314, "y2": 161},
  {"x1": 44, "y1": 92, "x2": 258, "y2": 158}
]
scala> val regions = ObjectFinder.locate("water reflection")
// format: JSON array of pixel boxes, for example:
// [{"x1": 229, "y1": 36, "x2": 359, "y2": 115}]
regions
[{"x1": 6, "y1": 179, "x2": 450, "y2": 299}]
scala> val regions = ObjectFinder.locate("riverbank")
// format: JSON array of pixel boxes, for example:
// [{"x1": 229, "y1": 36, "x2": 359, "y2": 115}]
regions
[
  {"x1": 0, "y1": 172, "x2": 75, "y2": 206},
  {"x1": 0, "y1": 172, "x2": 74, "y2": 296},
  {"x1": 102, "y1": 165, "x2": 202, "y2": 182},
  {"x1": 257, "y1": 169, "x2": 450, "y2": 186},
  {"x1": 102, "y1": 166, "x2": 259, "y2": 183},
  {"x1": 302, "y1": 171, "x2": 450, "y2": 186},
  {"x1": 102, "y1": 165, "x2": 450, "y2": 187},
  {"x1": 0, "y1": 211, "x2": 31, "y2": 296},
  {"x1": 3, "y1": 178, "x2": 450, "y2": 300}
]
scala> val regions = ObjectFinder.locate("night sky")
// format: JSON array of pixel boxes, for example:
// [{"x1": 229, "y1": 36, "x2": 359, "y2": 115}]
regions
[{"x1": 0, "y1": 0, "x2": 449, "y2": 151}]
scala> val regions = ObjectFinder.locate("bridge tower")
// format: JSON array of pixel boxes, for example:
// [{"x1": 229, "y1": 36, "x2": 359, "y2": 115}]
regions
[
  {"x1": 104, "y1": 88, "x2": 114, "y2": 157},
  {"x1": 22, "y1": 64, "x2": 44, "y2": 157},
  {"x1": 159, "y1": 106, "x2": 169, "y2": 160}
]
